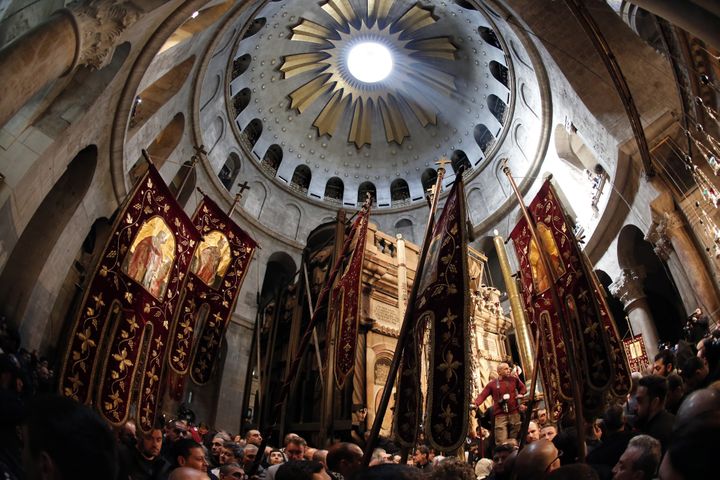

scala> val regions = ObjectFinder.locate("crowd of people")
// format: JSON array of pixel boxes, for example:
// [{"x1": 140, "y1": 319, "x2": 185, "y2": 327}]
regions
[{"x1": 1, "y1": 313, "x2": 720, "y2": 479}]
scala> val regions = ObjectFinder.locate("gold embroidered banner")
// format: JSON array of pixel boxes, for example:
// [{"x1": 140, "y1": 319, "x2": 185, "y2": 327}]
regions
[
  {"x1": 331, "y1": 205, "x2": 370, "y2": 389},
  {"x1": 167, "y1": 196, "x2": 257, "y2": 385},
  {"x1": 60, "y1": 165, "x2": 200, "y2": 432}
]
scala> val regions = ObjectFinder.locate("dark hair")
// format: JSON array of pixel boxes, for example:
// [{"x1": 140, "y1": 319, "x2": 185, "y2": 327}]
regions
[
  {"x1": 327, "y1": 442, "x2": 361, "y2": 471},
  {"x1": 174, "y1": 438, "x2": 203, "y2": 462},
  {"x1": 667, "y1": 373, "x2": 683, "y2": 391},
  {"x1": 415, "y1": 445, "x2": 430, "y2": 455},
  {"x1": 25, "y1": 395, "x2": 117, "y2": 480},
  {"x1": 350, "y1": 463, "x2": 425, "y2": 480},
  {"x1": 223, "y1": 441, "x2": 244, "y2": 460},
  {"x1": 545, "y1": 464, "x2": 599, "y2": 479},
  {"x1": 494, "y1": 443, "x2": 516, "y2": 455},
  {"x1": 602, "y1": 404, "x2": 625, "y2": 432},
  {"x1": 654, "y1": 350, "x2": 676, "y2": 369},
  {"x1": 666, "y1": 412, "x2": 720, "y2": 479},
  {"x1": 638, "y1": 375, "x2": 668, "y2": 402},
  {"x1": 276, "y1": 460, "x2": 324, "y2": 480},
  {"x1": 681, "y1": 357, "x2": 705, "y2": 379},
  {"x1": 428, "y1": 458, "x2": 475, "y2": 480}
]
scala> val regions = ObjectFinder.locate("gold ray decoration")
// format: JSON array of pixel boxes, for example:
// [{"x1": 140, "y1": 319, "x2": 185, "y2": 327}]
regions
[
  {"x1": 280, "y1": 0, "x2": 460, "y2": 149},
  {"x1": 280, "y1": 52, "x2": 331, "y2": 78},
  {"x1": 322, "y1": 0, "x2": 357, "y2": 27},
  {"x1": 314, "y1": 90, "x2": 351, "y2": 136},
  {"x1": 379, "y1": 94, "x2": 409, "y2": 144}
]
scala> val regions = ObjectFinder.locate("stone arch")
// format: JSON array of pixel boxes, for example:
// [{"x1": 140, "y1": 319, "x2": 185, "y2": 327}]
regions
[
  {"x1": 394, "y1": 218, "x2": 414, "y2": 243},
  {"x1": 219, "y1": 152, "x2": 241, "y2": 190},
  {"x1": 479, "y1": 26, "x2": 501, "y2": 50},
  {"x1": 451, "y1": 150, "x2": 472, "y2": 174},
  {"x1": 170, "y1": 161, "x2": 197, "y2": 207},
  {"x1": 474, "y1": 124, "x2": 495, "y2": 155},
  {"x1": 200, "y1": 73, "x2": 222, "y2": 111},
  {"x1": 231, "y1": 54, "x2": 252, "y2": 80},
  {"x1": 290, "y1": 165, "x2": 311, "y2": 193},
  {"x1": 129, "y1": 112, "x2": 185, "y2": 184},
  {"x1": 242, "y1": 17, "x2": 266, "y2": 39},
  {"x1": 390, "y1": 178, "x2": 411, "y2": 205},
  {"x1": 324, "y1": 177, "x2": 344, "y2": 203},
  {"x1": 358, "y1": 181, "x2": 376, "y2": 205},
  {"x1": 487, "y1": 94, "x2": 507, "y2": 125},
  {"x1": 477, "y1": 236, "x2": 506, "y2": 292},
  {"x1": 514, "y1": 123, "x2": 529, "y2": 156},
  {"x1": 0, "y1": 145, "x2": 98, "y2": 328},
  {"x1": 283, "y1": 204, "x2": 302, "y2": 240},
  {"x1": 242, "y1": 119, "x2": 263, "y2": 148},
  {"x1": 129, "y1": 56, "x2": 196, "y2": 135},
  {"x1": 467, "y1": 188, "x2": 487, "y2": 225},
  {"x1": 261, "y1": 144, "x2": 282, "y2": 174},
  {"x1": 260, "y1": 251, "x2": 297, "y2": 302},
  {"x1": 554, "y1": 124, "x2": 599, "y2": 172},
  {"x1": 232, "y1": 88, "x2": 251, "y2": 118},
  {"x1": 420, "y1": 168, "x2": 437, "y2": 193},
  {"x1": 245, "y1": 181, "x2": 267, "y2": 219},
  {"x1": 208, "y1": 116, "x2": 225, "y2": 154},
  {"x1": 159, "y1": 1, "x2": 234, "y2": 53},
  {"x1": 520, "y1": 83, "x2": 538, "y2": 118},
  {"x1": 489, "y1": 60, "x2": 509, "y2": 88}
]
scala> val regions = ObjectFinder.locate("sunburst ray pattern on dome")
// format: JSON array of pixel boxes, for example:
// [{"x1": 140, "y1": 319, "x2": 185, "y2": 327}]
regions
[{"x1": 280, "y1": 0, "x2": 458, "y2": 148}]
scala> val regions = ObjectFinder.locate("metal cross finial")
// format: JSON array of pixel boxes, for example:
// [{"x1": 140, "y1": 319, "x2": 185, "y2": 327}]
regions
[
  {"x1": 237, "y1": 181, "x2": 251, "y2": 196},
  {"x1": 435, "y1": 157, "x2": 451, "y2": 173},
  {"x1": 229, "y1": 180, "x2": 251, "y2": 216},
  {"x1": 191, "y1": 144, "x2": 207, "y2": 163}
]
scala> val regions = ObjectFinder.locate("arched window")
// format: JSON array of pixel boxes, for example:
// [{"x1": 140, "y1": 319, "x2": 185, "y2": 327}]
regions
[
  {"x1": 290, "y1": 165, "x2": 311, "y2": 193},
  {"x1": 451, "y1": 150, "x2": 472, "y2": 174},
  {"x1": 358, "y1": 182, "x2": 376, "y2": 205},
  {"x1": 242, "y1": 17, "x2": 266, "y2": 39},
  {"x1": 170, "y1": 161, "x2": 196, "y2": 207},
  {"x1": 390, "y1": 179, "x2": 410, "y2": 205},
  {"x1": 489, "y1": 61, "x2": 509, "y2": 88},
  {"x1": 242, "y1": 119, "x2": 263, "y2": 148},
  {"x1": 421, "y1": 168, "x2": 438, "y2": 193},
  {"x1": 488, "y1": 94, "x2": 507, "y2": 125},
  {"x1": 261, "y1": 144, "x2": 282, "y2": 174},
  {"x1": 395, "y1": 218, "x2": 414, "y2": 243},
  {"x1": 232, "y1": 88, "x2": 251, "y2": 118},
  {"x1": 324, "y1": 177, "x2": 344, "y2": 203},
  {"x1": 160, "y1": 2, "x2": 234, "y2": 53},
  {"x1": 479, "y1": 26, "x2": 501, "y2": 49},
  {"x1": 474, "y1": 124, "x2": 495, "y2": 154},
  {"x1": 219, "y1": 153, "x2": 241, "y2": 190},
  {"x1": 232, "y1": 54, "x2": 251, "y2": 80}
]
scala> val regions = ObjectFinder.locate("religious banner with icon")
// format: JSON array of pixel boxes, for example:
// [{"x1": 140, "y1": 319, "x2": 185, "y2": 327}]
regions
[
  {"x1": 331, "y1": 204, "x2": 370, "y2": 389},
  {"x1": 59, "y1": 165, "x2": 200, "y2": 432},
  {"x1": 510, "y1": 180, "x2": 631, "y2": 414},
  {"x1": 622, "y1": 334, "x2": 649, "y2": 373},
  {"x1": 167, "y1": 196, "x2": 257, "y2": 385}
]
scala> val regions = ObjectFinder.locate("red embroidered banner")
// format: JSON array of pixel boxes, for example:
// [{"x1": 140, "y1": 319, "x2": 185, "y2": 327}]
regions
[
  {"x1": 510, "y1": 180, "x2": 631, "y2": 414},
  {"x1": 331, "y1": 205, "x2": 370, "y2": 389},
  {"x1": 623, "y1": 334, "x2": 649, "y2": 374},
  {"x1": 167, "y1": 196, "x2": 258, "y2": 385},
  {"x1": 60, "y1": 165, "x2": 200, "y2": 432}
]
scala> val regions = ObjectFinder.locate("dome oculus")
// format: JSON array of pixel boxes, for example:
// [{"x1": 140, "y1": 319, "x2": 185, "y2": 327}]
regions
[{"x1": 347, "y1": 42, "x2": 393, "y2": 83}]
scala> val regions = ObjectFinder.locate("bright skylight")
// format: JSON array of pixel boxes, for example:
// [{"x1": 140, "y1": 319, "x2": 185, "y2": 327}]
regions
[{"x1": 347, "y1": 42, "x2": 393, "y2": 83}]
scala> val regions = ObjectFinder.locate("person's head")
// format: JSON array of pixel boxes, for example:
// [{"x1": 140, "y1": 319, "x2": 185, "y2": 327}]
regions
[
  {"x1": 674, "y1": 387, "x2": 720, "y2": 426},
  {"x1": 269, "y1": 449, "x2": 286, "y2": 465},
  {"x1": 680, "y1": 356, "x2": 709, "y2": 392},
  {"x1": 546, "y1": 464, "x2": 599, "y2": 479},
  {"x1": 245, "y1": 429, "x2": 262, "y2": 447},
  {"x1": 221, "y1": 442, "x2": 243, "y2": 465},
  {"x1": 492, "y1": 443, "x2": 517, "y2": 474},
  {"x1": 637, "y1": 375, "x2": 668, "y2": 422},
  {"x1": 312, "y1": 449, "x2": 328, "y2": 466},
  {"x1": 351, "y1": 463, "x2": 425, "y2": 479},
  {"x1": 497, "y1": 362, "x2": 511, "y2": 378},
  {"x1": 413, "y1": 445, "x2": 430, "y2": 466},
  {"x1": 218, "y1": 463, "x2": 245, "y2": 480},
  {"x1": 660, "y1": 411, "x2": 720, "y2": 479},
  {"x1": 540, "y1": 424, "x2": 557, "y2": 442},
  {"x1": 369, "y1": 448, "x2": 387, "y2": 467},
  {"x1": 537, "y1": 408, "x2": 548, "y2": 425},
  {"x1": 611, "y1": 435, "x2": 661, "y2": 480},
  {"x1": 603, "y1": 404, "x2": 625, "y2": 433},
  {"x1": 167, "y1": 420, "x2": 188, "y2": 442},
  {"x1": 427, "y1": 458, "x2": 475, "y2": 480},
  {"x1": 284, "y1": 437, "x2": 306, "y2": 461},
  {"x1": 666, "y1": 373, "x2": 684, "y2": 409},
  {"x1": 175, "y1": 438, "x2": 208, "y2": 471},
  {"x1": 242, "y1": 444, "x2": 258, "y2": 468},
  {"x1": 327, "y1": 442, "x2": 363, "y2": 477},
  {"x1": 653, "y1": 350, "x2": 676, "y2": 377},
  {"x1": 475, "y1": 458, "x2": 493, "y2": 479},
  {"x1": 276, "y1": 460, "x2": 329, "y2": 480},
  {"x1": 22, "y1": 395, "x2": 117, "y2": 480},
  {"x1": 168, "y1": 467, "x2": 211, "y2": 480},
  {"x1": 514, "y1": 439, "x2": 561, "y2": 479},
  {"x1": 212, "y1": 432, "x2": 231, "y2": 458},
  {"x1": 526, "y1": 421, "x2": 540, "y2": 443}
]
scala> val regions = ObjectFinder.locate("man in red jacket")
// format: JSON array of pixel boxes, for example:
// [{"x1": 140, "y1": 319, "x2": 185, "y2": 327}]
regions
[{"x1": 474, "y1": 362, "x2": 527, "y2": 445}]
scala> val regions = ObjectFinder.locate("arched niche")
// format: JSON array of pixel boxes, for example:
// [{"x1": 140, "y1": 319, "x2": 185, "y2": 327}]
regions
[
  {"x1": 324, "y1": 177, "x2": 344, "y2": 203},
  {"x1": 260, "y1": 251, "x2": 297, "y2": 305},
  {"x1": 290, "y1": 165, "x2": 311, "y2": 193},
  {"x1": 479, "y1": 26, "x2": 502, "y2": 50},
  {"x1": 159, "y1": 2, "x2": 234, "y2": 53},
  {"x1": 390, "y1": 178, "x2": 411, "y2": 205},
  {"x1": 244, "y1": 180, "x2": 267, "y2": 219},
  {"x1": 0, "y1": 145, "x2": 98, "y2": 326},
  {"x1": 169, "y1": 161, "x2": 197, "y2": 207},
  {"x1": 477, "y1": 236, "x2": 506, "y2": 293},
  {"x1": 242, "y1": 118, "x2": 263, "y2": 148},
  {"x1": 358, "y1": 181, "x2": 376, "y2": 205},
  {"x1": 129, "y1": 112, "x2": 185, "y2": 184},
  {"x1": 242, "y1": 17, "x2": 267, "y2": 39},
  {"x1": 261, "y1": 144, "x2": 283, "y2": 174},
  {"x1": 420, "y1": 168, "x2": 438, "y2": 193},
  {"x1": 200, "y1": 73, "x2": 221, "y2": 111},
  {"x1": 489, "y1": 60, "x2": 509, "y2": 88},
  {"x1": 554, "y1": 124, "x2": 599, "y2": 172},
  {"x1": 232, "y1": 54, "x2": 252, "y2": 80},
  {"x1": 451, "y1": 150, "x2": 472, "y2": 174},
  {"x1": 395, "y1": 218, "x2": 414, "y2": 243},
  {"x1": 487, "y1": 94, "x2": 507, "y2": 125},
  {"x1": 232, "y1": 88, "x2": 251, "y2": 118},
  {"x1": 129, "y1": 56, "x2": 196, "y2": 136},
  {"x1": 219, "y1": 152, "x2": 241, "y2": 190},
  {"x1": 474, "y1": 124, "x2": 495, "y2": 155}
]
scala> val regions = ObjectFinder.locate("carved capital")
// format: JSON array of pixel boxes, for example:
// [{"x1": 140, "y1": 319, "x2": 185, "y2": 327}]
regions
[
  {"x1": 66, "y1": 1, "x2": 140, "y2": 70},
  {"x1": 610, "y1": 268, "x2": 647, "y2": 307},
  {"x1": 662, "y1": 211, "x2": 685, "y2": 232},
  {"x1": 645, "y1": 224, "x2": 673, "y2": 261}
]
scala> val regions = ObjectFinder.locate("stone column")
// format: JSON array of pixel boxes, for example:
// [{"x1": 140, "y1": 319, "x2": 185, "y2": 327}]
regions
[
  {"x1": 627, "y1": 0, "x2": 720, "y2": 50},
  {"x1": 610, "y1": 268, "x2": 660, "y2": 360},
  {"x1": 645, "y1": 226, "x2": 697, "y2": 316},
  {"x1": 0, "y1": 1, "x2": 140, "y2": 127}
]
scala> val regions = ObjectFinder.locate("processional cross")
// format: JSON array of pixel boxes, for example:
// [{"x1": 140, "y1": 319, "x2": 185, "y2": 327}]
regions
[{"x1": 228, "y1": 180, "x2": 251, "y2": 217}]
